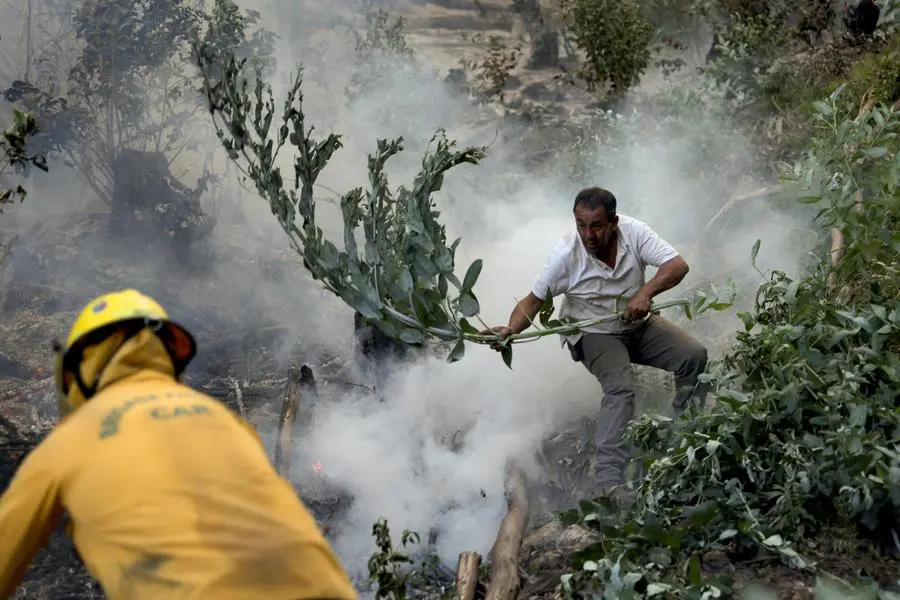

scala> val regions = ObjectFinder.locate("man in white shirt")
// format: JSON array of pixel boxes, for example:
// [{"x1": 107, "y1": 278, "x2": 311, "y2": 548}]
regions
[{"x1": 485, "y1": 187, "x2": 709, "y2": 500}]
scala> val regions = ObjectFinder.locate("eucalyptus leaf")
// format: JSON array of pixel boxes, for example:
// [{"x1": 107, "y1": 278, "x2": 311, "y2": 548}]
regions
[
  {"x1": 462, "y1": 258, "x2": 483, "y2": 292},
  {"x1": 500, "y1": 344, "x2": 513, "y2": 369},
  {"x1": 398, "y1": 328, "x2": 426, "y2": 345},
  {"x1": 447, "y1": 339, "x2": 466, "y2": 363},
  {"x1": 458, "y1": 292, "x2": 480, "y2": 317},
  {"x1": 458, "y1": 318, "x2": 478, "y2": 334},
  {"x1": 399, "y1": 268, "x2": 414, "y2": 293}
]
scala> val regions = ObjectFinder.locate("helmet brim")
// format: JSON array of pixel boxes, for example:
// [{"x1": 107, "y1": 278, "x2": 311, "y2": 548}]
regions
[{"x1": 157, "y1": 321, "x2": 197, "y2": 376}]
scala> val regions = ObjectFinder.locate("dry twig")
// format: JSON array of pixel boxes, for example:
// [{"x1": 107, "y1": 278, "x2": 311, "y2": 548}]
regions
[
  {"x1": 705, "y1": 186, "x2": 787, "y2": 232},
  {"x1": 228, "y1": 375, "x2": 246, "y2": 417}
]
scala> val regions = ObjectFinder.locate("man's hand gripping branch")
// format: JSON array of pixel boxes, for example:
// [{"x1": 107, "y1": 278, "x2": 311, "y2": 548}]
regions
[{"x1": 481, "y1": 292, "x2": 545, "y2": 351}]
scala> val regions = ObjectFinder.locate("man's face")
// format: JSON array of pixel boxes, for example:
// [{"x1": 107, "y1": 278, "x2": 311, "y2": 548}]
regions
[{"x1": 575, "y1": 204, "x2": 618, "y2": 254}]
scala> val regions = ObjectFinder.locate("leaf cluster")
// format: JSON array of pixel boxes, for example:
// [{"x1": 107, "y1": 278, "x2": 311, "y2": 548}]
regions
[
  {"x1": 557, "y1": 0, "x2": 655, "y2": 99},
  {"x1": 0, "y1": 108, "x2": 49, "y2": 210},
  {"x1": 458, "y1": 33, "x2": 521, "y2": 103},
  {"x1": 555, "y1": 89, "x2": 900, "y2": 598},
  {"x1": 366, "y1": 518, "x2": 457, "y2": 600},
  {"x1": 367, "y1": 518, "x2": 421, "y2": 600},
  {"x1": 345, "y1": 0, "x2": 419, "y2": 106},
  {"x1": 701, "y1": 13, "x2": 790, "y2": 110},
  {"x1": 2, "y1": 0, "x2": 276, "y2": 208}
]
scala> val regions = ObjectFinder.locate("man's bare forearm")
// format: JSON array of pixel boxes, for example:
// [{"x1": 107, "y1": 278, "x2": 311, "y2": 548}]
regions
[
  {"x1": 639, "y1": 256, "x2": 690, "y2": 300},
  {"x1": 507, "y1": 293, "x2": 544, "y2": 334}
]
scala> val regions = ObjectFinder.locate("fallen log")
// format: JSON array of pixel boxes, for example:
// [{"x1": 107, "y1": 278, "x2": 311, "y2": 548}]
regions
[
  {"x1": 484, "y1": 460, "x2": 530, "y2": 600},
  {"x1": 456, "y1": 551, "x2": 482, "y2": 600},
  {"x1": 274, "y1": 360, "x2": 302, "y2": 478}
]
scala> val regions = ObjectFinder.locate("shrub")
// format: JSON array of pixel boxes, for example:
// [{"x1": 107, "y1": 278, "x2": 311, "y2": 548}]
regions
[
  {"x1": 557, "y1": 86, "x2": 900, "y2": 598},
  {"x1": 557, "y1": 0, "x2": 655, "y2": 100}
]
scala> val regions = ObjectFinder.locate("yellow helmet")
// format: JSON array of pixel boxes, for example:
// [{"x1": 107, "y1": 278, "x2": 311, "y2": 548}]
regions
[{"x1": 53, "y1": 289, "x2": 197, "y2": 417}]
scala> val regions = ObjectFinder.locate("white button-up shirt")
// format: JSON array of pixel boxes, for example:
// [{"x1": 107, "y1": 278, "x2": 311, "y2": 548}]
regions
[{"x1": 531, "y1": 214, "x2": 680, "y2": 342}]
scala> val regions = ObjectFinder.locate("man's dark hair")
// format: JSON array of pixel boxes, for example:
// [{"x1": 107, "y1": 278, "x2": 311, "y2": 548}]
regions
[{"x1": 573, "y1": 187, "x2": 617, "y2": 219}]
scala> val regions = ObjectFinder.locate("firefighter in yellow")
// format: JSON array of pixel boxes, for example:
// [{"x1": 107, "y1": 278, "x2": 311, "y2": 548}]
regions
[{"x1": 0, "y1": 289, "x2": 358, "y2": 600}]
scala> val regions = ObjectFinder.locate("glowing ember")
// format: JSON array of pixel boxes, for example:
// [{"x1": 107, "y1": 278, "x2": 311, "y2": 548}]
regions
[{"x1": 312, "y1": 460, "x2": 323, "y2": 473}]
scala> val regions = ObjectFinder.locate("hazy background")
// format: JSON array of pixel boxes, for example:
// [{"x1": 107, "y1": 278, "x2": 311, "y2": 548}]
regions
[{"x1": 0, "y1": 0, "x2": 816, "y2": 584}]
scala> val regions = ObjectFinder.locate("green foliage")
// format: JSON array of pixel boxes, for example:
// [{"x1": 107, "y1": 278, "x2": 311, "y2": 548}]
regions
[
  {"x1": 67, "y1": 0, "x2": 207, "y2": 179},
  {"x1": 702, "y1": 14, "x2": 789, "y2": 108},
  {"x1": 710, "y1": 0, "x2": 834, "y2": 46},
  {"x1": 0, "y1": 108, "x2": 48, "y2": 210},
  {"x1": 459, "y1": 33, "x2": 521, "y2": 102},
  {"x1": 193, "y1": 0, "x2": 277, "y2": 84},
  {"x1": 366, "y1": 519, "x2": 457, "y2": 600},
  {"x1": 698, "y1": 1, "x2": 839, "y2": 120},
  {"x1": 555, "y1": 88, "x2": 900, "y2": 599},
  {"x1": 3, "y1": 0, "x2": 275, "y2": 206},
  {"x1": 367, "y1": 518, "x2": 421, "y2": 600},
  {"x1": 787, "y1": 85, "x2": 900, "y2": 306},
  {"x1": 559, "y1": 0, "x2": 655, "y2": 99},
  {"x1": 71, "y1": 0, "x2": 200, "y2": 101},
  {"x1": 834, "y1": 38, "x2": 900, "y2": 108},
  {"x1": 345, "y1": 0, "x2": 419, "y2": 105}
]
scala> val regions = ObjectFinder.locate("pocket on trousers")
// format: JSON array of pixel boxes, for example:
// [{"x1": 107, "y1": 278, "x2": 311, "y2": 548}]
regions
[{"x1": 567, "y1": 339, "x2": 584, "y2": 362}]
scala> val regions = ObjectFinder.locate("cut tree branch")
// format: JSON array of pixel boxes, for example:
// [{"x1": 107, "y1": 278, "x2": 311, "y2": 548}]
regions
[
  {"x1": 484, "y1": 460, "x2": 530, "y2": 600},
  {"x1": 456, "y1": 551, "x2": 482, "y2": 600}
]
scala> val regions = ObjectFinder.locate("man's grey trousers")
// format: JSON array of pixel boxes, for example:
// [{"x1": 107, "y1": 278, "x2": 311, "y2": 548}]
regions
[{"x1": 570, "y1": 315, "x2": 710, "y2": 488}]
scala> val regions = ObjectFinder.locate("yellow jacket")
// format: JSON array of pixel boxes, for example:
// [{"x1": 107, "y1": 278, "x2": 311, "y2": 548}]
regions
[{"x1": 0, "y1": 329, "x2": 357, "y2": 599}]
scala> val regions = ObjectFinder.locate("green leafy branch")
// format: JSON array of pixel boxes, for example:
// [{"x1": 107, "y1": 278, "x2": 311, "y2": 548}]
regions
[
  {"x1": 365, "y1": 518, "x2": 456, "y2": 600},
  {"x1": 1, "y1": 108, "x2": 48, "y2": 210},
  {"x1": 367, "y1": 518, "x2": 420, "y2": 600},
  {"x1": 195, "y1": 47, "x2": 731, "y2": 367}
]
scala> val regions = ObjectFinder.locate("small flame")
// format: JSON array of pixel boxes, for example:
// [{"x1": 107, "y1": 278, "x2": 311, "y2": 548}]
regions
[{"x1": 312, "y1": 460, "x2": 323, "y2": 474}]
